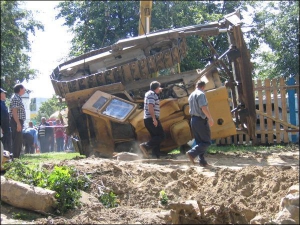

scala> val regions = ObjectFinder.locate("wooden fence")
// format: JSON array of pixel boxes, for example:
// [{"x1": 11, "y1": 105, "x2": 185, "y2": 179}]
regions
[{"x1": 216, "y1": 76, "x2": 299, "y2": 145}]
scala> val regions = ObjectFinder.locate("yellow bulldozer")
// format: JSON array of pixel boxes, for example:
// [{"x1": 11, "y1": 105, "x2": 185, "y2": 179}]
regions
[{"x1": 50, "y1": 10, "x2": 256, "y2": 158}]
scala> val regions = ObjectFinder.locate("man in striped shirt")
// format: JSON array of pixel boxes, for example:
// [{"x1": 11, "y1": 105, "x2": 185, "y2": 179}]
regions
[
  {"x1": 139, "y1": 81, "x2": 165, "y2": 159},
  {"x1": 9, "y1": 84, "x2": 26, "y2": 158}
]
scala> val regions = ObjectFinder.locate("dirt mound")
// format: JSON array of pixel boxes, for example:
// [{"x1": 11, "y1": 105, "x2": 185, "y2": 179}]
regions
[{"x1": 1, "y1": 148, "x2": 299, "y2": 224}]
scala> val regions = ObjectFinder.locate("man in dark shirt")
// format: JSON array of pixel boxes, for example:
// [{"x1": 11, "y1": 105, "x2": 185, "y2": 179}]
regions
[
  {"x1": 0, "y1": 88, "x2": 11, "y2": 152},
  {"x1": 9, "y1": 84, "x2": 26, "y2": 158}
]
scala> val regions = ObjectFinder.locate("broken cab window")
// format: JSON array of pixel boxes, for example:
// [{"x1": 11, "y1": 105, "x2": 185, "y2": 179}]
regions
[{"x1": 102, "y1": 99, "x2": 134, "y2": 120}]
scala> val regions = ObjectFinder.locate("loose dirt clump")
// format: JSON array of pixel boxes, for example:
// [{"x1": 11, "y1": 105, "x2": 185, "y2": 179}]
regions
[{"x1": 1, "y1": 146, "x2": 299, "y2": 224}]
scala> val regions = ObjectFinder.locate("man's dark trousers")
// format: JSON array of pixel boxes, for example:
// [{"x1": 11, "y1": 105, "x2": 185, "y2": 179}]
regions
[
  {"x1": 1, "y1": 128, "x2": 11, "y2": 152},
  {"x1": 189, "y1": 116, "x2": 211, "y2": 164},
  {"x1": 10, "y1": 119, "x2": 23, "y2": 158},
  {"x1": 23, "y1": 133, "x2": 34, "y2": 154},
  {"x1": 39, "y1": 136, "x2": 49, "y2": 153},
  {"x1": 144, "y1": 117, "x2": 165, "y2": 158}
]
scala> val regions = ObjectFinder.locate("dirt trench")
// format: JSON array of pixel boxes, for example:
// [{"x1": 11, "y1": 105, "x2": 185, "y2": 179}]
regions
[{"x1": 1, "y1": 145, "x2": 299, "y2": 224}]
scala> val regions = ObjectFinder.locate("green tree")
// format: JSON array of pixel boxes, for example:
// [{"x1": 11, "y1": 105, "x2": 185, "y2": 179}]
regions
[
  {"x1": 0, "y1": 1, "x2": 44, "y2": 95},
  {"x1": 55, "y1": 1, "x2": 140, "y2": 57},
  {"x1": 246, "y1": 1, "x2": 299, "y2": 78},
  {"x1": 34, "y1": 95, "x2": 66, "y2": 123}
]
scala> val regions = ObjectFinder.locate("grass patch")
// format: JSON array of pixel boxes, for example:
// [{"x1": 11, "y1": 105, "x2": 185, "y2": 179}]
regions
[
  {"x1": 18, "y1": 152, "x2": 84, "y2": 165},
  {"x1": 168, "y1": 149, "x2": 180, "y2": 155}
]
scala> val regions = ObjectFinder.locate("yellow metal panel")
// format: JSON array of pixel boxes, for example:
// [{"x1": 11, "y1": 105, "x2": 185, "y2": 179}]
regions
[
  {"x1": 205, "y1": 87, "x2": 237, "y2": 139},
  {"x1": 170, "y1": 120, "x2": 192, "y2": 146}
]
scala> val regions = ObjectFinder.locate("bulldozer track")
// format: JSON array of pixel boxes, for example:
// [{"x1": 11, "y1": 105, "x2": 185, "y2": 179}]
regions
[{"x1": 51, "y1": 40, "x2": 187, "y2": 98}]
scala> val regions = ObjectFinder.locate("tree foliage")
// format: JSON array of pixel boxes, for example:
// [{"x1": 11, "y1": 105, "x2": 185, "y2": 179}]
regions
[
  {"x1": 0, "y1": 1, "x2": 44, "y2": 95},
  {"x1": 246, "y1": 1, "x2": 299, "y2": 78},
  {"x1": 55, "y1": 1, "x2": 298, "y2": 79},
  {"x1": 56, "y1": 1, "x2": 140, "y2": 57},
  {"x1": 34, "y1": 95, "x2": 66, "y2": 123},
  {"x1": 56, "y1": 1, "x2": 244, "y2": 74}
]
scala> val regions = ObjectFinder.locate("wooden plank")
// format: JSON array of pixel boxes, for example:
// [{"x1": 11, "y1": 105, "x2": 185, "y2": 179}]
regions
[
  {"x1": 233, "y1": 135, "x2": 238, "y2": 144},
  {"x1": 256, "y1": 110, "x2": 299, "y2": 129},
  {"x1": 265, "y1": 79, "x2": 274, "y2": 144},
  {"x1": 257, "y1": 80, "x2": 266, "y2": 144},
  {"x1": 272, "y1": 79, "x2": 281, "y2": 143},
  {"x1": 163, "y1": 49, "x2": 174, "y2": 68},
  {"x1": 95, "y1": 72, "x2": 106, "y2": 86},
  {"x1": 138, "y1": 58, "x2": 149, "y2": 79},
  {"x1": 226, "y1": 136, "x2": 232, "y2": 144},
  {"x1": 239, "y1": 133, "x2": 243, "y2": 144},
  {"x1": 257, "y1": 129, "x2": 298, "y2": 134},
  {"x1": 105, "y1": 69, "x2": 115, "y2": 84},
  {"x1": 171, "y1": 46, "x2": 180, "y2": 64},
  {"x1": 221, "y1": 138, "x2": 226, "y2": 145},
  {"x1": 155, "y1": 52, "x2": 165, "y2": 71},
  {"x1": 215, "y1": 139, "x2": 220, "y2": 145},
  {"x1": 245, "y1": 134, "x2": 250, "y2": 144},
  {"x1": 130, "y1": 61, "x2": 141, "y2": 81},
  {"x1": 280, "y1": 78, "x2": 289, "y2": 143},
  {"x1": 147, "y1": 55, "x2": 157, "y2": 74},
  {"x1": 121, "y1": 64, "x2": 133, "y2": 83}
]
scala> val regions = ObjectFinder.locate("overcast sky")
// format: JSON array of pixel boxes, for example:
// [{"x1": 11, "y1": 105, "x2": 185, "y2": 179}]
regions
[{"x1": 22, "y1": 1, "x2": 73, "y2": 98}]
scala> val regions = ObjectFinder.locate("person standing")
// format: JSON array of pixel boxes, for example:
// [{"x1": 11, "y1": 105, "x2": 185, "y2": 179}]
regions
[
  {"x1": 139, "y1": 81, "x2": 165, "y2": 159},
  {"x1": 0, "y1": 88, "x2": 11, "y2": 152},
  {"x1": 54, "y1": 119, "x2": 65, "y2": 152},
  {"x1": 48, "y1": 120, "x2": 55, "y2": 152},
  {"x1": 9, "y1": 84, "x2": 26, "y2": 158},
  {"x1": 186, "y1": 81, "x2": 214, "y2": 167},
  {"x1": 38, "y1": 117, "x2": 51, "y2": 153},
  {"x1": 22, "y1": 121, "x2": 38, "y2": 154}
]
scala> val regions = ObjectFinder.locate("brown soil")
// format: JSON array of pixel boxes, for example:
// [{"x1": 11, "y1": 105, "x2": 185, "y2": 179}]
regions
[{"x1": 1, "y1": 144, "x2": 299, "y2": 224}]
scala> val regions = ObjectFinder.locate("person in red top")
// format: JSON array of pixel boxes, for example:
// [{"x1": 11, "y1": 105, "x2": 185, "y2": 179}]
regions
[{"x1": 54, "y1": 119, "x2": 65, "y2": 152}]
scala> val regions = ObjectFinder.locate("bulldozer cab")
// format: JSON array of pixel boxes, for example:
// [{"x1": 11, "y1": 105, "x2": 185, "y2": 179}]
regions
[{"x1": 82, "y1": 91, "x2": 137, "y2": 123}]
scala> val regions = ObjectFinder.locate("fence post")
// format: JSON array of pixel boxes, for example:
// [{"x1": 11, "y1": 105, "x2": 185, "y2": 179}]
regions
[{"x1": 287, "y1": 76, "x2": 297, "y2": 143}]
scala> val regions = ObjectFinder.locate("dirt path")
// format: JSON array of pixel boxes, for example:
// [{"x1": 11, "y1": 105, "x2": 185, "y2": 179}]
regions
[{"x1": 1, "y1": 145, "x2": 299, "y2": 224}]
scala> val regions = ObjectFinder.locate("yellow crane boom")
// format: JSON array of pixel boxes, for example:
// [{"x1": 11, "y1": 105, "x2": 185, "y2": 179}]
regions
[{"x1": 138, "y1": 1, "x2": 152, "y2": 35}]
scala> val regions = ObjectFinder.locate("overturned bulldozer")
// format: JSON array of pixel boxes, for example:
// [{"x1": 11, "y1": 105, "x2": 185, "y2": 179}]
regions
[{"x1": 50, "y1": 10, "x2": 256, "y2": 157}]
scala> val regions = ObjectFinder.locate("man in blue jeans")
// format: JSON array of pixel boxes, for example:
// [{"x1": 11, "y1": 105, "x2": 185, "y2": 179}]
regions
[
  {"x1": 186, "y1": 80, "x2": 214, "y2": 167},
  {"x1": 139, "y1": 81, "x2": 165, "y2": 159},
  {"x1": 23, "y1": 121, "x2": 38, "y2": 154}
]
